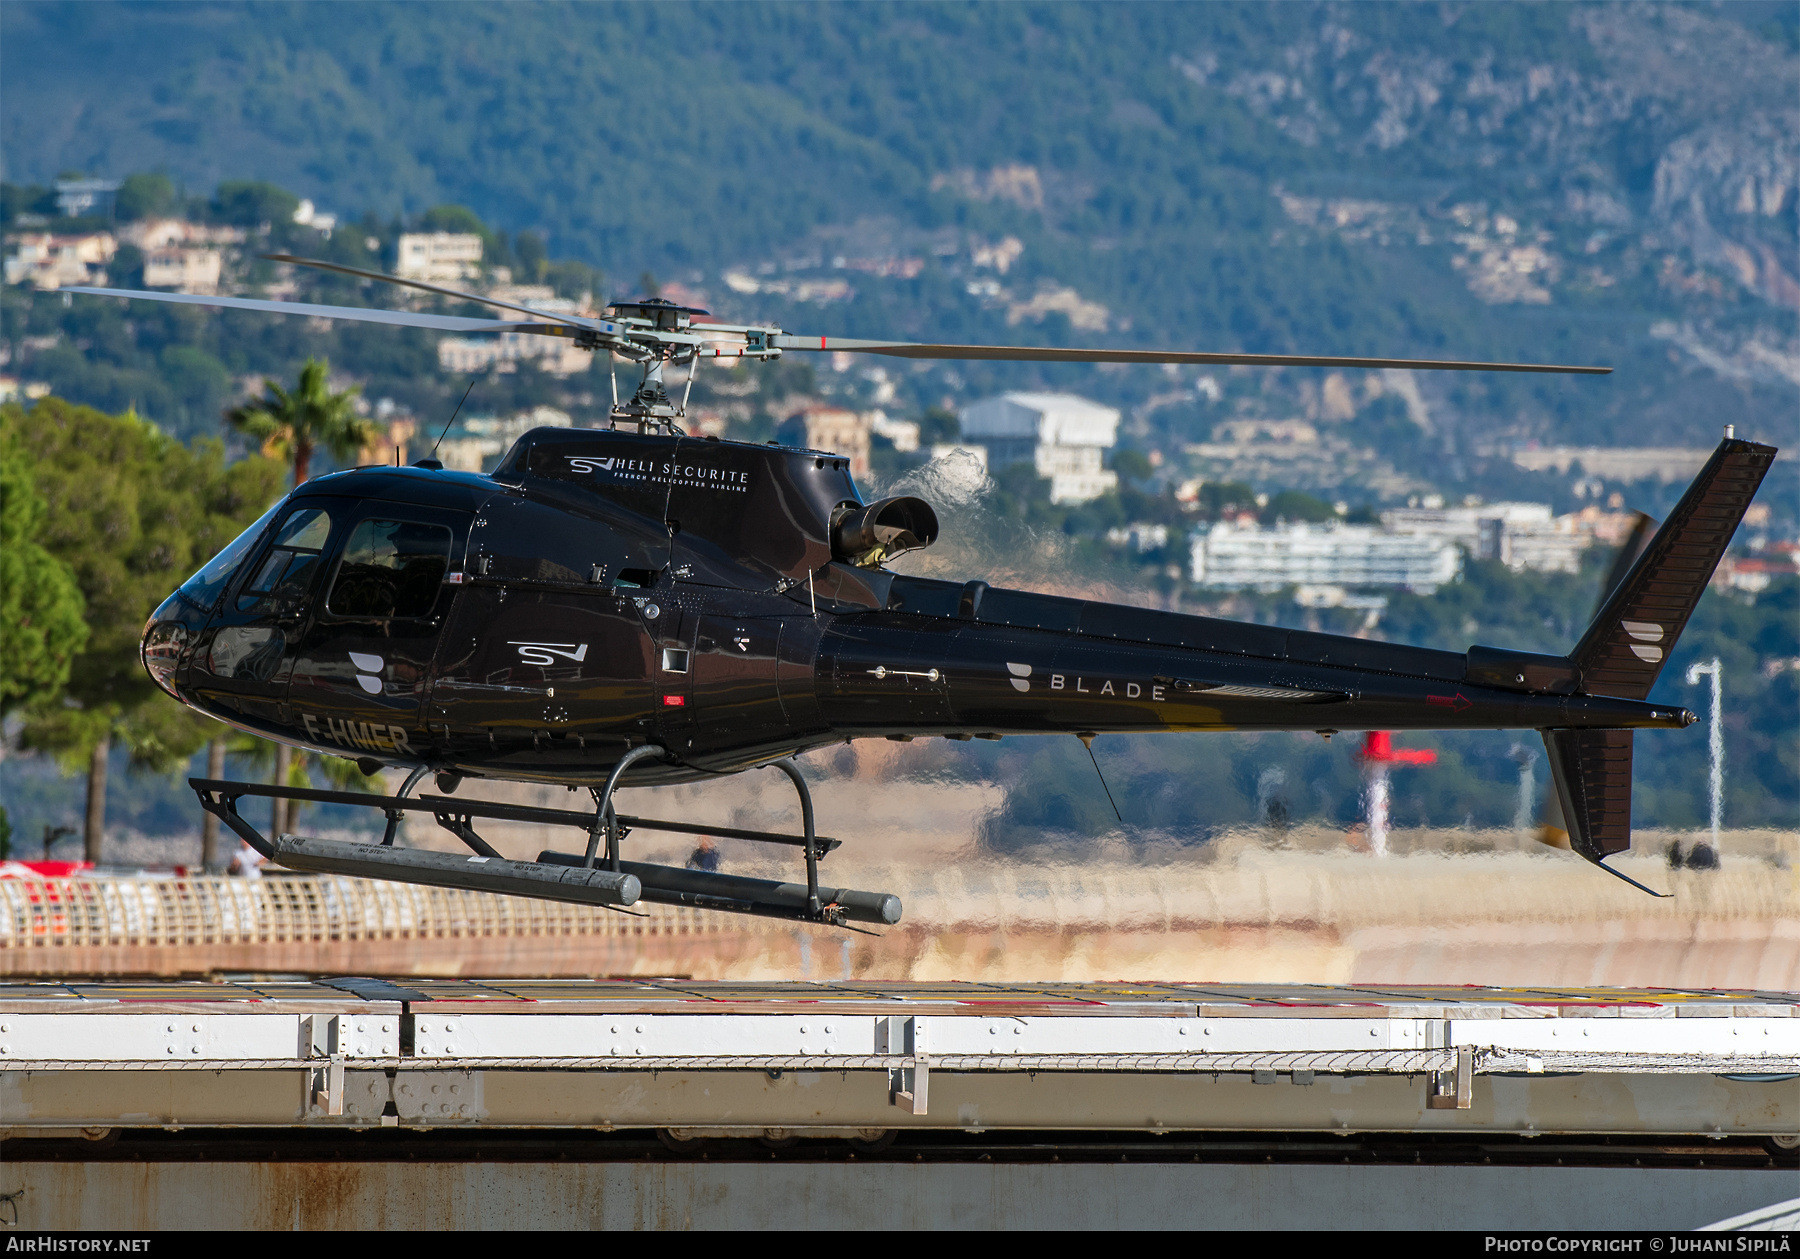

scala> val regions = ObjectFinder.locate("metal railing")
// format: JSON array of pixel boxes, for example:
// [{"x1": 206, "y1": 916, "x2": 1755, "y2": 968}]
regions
[
  {"x1": 0, "y1": 875, "x2": 751, "y2": 949},
  {"x1": 5, "y1": 842, "x2": 1792, "y2": 952}
]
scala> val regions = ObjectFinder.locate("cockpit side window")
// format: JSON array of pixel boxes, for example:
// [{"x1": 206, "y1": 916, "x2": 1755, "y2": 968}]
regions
[
  {"x1": 327, "y1": 518, "x2": 453, "y2": 620},
  {"x1": 235, "y1": 507, "x2": 334, "y2": 616},
  {"x1": 176, "y1": 500, "x2": 284, "y2": 613}
]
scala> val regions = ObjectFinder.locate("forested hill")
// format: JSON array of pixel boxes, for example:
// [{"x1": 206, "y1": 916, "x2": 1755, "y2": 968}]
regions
[{"x1": 3, "y1": 1, "x2": 1797, "y2": 452}]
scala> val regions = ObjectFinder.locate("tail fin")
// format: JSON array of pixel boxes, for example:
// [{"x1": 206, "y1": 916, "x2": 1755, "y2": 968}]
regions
[
  {"x1": 1544, "y1": 433, "x2": 1775, "y2": 894},
  {"x1": 1569, "y1": 435, "x2": 1776, "y2": 700},
  {"x1": 1592, "y1": 510, "x2": 1658, "y2": 619},
  {"x1": 1536, "y1": 510, "x2": 1663, "y2": 849},
  {"x1": 1542, "y1": 728, "x2": 1632, "y2": 862},
  {"x1": 1541, "y1": 727, "x2": 1670, "y2": 895}
]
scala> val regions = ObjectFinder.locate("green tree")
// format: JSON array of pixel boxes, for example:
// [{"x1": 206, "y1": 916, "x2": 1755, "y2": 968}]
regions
[
  {"x1": 225, "y1": 358, "x2": 376, "y2": 485},
  {"x1": 212, "y1": 179, "x2": 299, "y2": 228},
  {"x1": 1111, "y1": 448, "x2": 1154, "y2": 485},
  {"x1": 0, "y1": 420, "x2": 88, "y2": 714},
  {"x1": 917, "y1": 407, "x2": 959, "y2": 446},
  {"x1": 1261, "y1": 490, "x2": 1338, "y2": 525},
  {"x1": 7, "y1": 397, "x2": 284, "y2": 862},
  {"x1": 415, "y1": 204, "x2": 496, "y2": 255},
  {"x1": 115, "y1": 172, "x2": 179, "y2": 221}
]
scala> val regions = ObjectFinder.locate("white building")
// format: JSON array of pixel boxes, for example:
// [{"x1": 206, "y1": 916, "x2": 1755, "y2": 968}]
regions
[
  {"x1": 798, "y1": 406, "x2": 871, "y2": 480},
  {"x1": 118, "y1": 219, "x2": 247, "y2": 250},
  {"x1": 437, "y1": 407, "x2": 574, "y2": 473},
  {"x1": 143, "y1": 246, "x2": 223, "y2": 293},
  {"x1": 438, "y1": 329, "x2": 591, "y2": 376},
  {"x1": 396, "y1": 232, "x2": 483, "y2": 282},
  {"x1": 437, "y1": 288, "x2": 593, "y2": 375},
  {"x1": 292, "y1": 200, "x2": 337, "y2": 234},
  {"x1": 870, "y1": 412, "x2": 920, "y2": 452},
  {"x1": 113, "y1": 219, "x2": 246, "y2": 295},
  {"x1": 1486, "y1": 517, "x2": 1591, "y2": 574},
  {"x1": 1379, "y1": 501, "x2": 1553, "y2": 554},
  {"x1": 958, "y1": 391, "x2": 1119, "y2": 504},
  {"x1": 1105, "y1": 523, "x2": 1170, "y2": 553},
  {"x1": 1381, "y1": 501, "x2": 1640, "y2": 574},
  {"x1": 1510, "y1": 446, "x2": 1710, "y2": 484},
  {"x1": 1190, "y1": 521, "x2": 1461, "y2": 593},
  {"x1": 4, "y1": 232, "x2": 116, "y2": 289},
  {"x1": 53, "y1": 178, "x2": 120, "y2": 218}
]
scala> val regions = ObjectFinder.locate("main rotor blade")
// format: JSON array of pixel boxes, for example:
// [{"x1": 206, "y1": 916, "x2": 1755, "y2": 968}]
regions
[
  {"x1": 63, "y1": 286, "x2": 576, "y2": 335},
  {"x1": 772, "y1": 335, "x2": 1611, "y2": 375},
  {"x1": 264, "y1": 253, "x2": 603, "y2": 329}
]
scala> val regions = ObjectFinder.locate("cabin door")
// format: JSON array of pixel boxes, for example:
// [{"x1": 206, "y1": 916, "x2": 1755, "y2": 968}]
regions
[
  {"x1": 190, "y1": 500, "x2": 338, "y2": 739},
  {"x1": 286, "y1": 504, "x2": 469, "y2": 763}
]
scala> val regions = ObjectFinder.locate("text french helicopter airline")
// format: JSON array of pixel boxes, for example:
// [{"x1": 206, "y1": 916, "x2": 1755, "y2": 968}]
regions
[{"x1": 70, "y1": 259, "x2": 1775, "y2": 925}]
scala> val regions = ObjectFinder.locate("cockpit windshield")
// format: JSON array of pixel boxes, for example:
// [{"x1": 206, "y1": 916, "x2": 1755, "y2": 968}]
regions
[{"x1": 174, "y1": 500, "x2": 284, "y2": 613}]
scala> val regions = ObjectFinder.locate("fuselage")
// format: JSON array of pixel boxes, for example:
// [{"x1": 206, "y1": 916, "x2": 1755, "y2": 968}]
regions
[{"x1": 141, "y1": 427, "x2": 1689, "y2": 788}]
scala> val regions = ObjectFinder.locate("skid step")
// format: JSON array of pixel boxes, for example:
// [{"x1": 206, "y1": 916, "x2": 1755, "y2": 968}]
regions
[
  {"x1": 537, "y1": 850, "x2": 902, "y2": 925},
  {"x1": 272, "y1": 834, "x2": 640, "y2": 907}
]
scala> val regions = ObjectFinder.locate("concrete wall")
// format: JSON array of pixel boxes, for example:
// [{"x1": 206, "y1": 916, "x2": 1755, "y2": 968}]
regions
[{"x1": 5, "y1": 1161, "x2": 1792, "y2": 1230}]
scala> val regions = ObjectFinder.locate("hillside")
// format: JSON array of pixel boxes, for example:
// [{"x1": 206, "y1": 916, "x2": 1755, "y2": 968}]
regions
[
  {"x1": 3, "y1": 1, "x2": 1796, "y2": 467},
  {"x1": 1, "y1": 2, "x2": 1795, "y2": 850}
]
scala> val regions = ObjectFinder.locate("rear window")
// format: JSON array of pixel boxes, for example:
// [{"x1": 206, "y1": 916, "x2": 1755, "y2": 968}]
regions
[{"x1": 328, "y1": 518, "x2": 453, "y2": 619}]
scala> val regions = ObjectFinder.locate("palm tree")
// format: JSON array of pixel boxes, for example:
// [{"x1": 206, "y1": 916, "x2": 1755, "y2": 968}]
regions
[{"x1": 225, "y1": 357, "x2": 376, "y2": 485}]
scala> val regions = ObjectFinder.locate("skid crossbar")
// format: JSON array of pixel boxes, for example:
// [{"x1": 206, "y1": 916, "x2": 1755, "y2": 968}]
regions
[
  {"x1": 188, "y1": 777, "x2": 893, "y2": 927},
  {"x1": 190, "y1": 778, "x2": 842, "y2": 855}
]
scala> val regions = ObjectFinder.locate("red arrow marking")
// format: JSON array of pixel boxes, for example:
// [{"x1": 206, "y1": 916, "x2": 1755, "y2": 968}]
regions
[{"x1": 1426, "y1": 693, "x2": 1472, "y2": 712}]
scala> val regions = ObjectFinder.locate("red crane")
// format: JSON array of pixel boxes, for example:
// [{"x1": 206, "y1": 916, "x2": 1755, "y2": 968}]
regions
[{"x1": 1357, "y1": 731, "x2": 1437, "y2": 856}]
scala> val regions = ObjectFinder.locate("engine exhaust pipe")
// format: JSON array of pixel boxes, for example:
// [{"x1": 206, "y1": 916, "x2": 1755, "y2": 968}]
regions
[{"x1": 831, "y1": 495, "x2": 939, "y2": 565}]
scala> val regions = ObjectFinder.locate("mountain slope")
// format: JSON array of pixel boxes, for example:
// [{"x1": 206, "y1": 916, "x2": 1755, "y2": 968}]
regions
[{"x1": 3, "y1": 1, "x2": 1795, "y2": 453}]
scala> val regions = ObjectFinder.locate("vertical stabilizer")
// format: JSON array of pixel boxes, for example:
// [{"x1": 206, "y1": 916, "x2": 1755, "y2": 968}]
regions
[
  {"x1": 1548, "y1": 433, "x2": 1775, "y2": 895},
  {"x1": 1542, "y1": 728, "x2": 1633, "y2": 861},
  {"x1": 1570, "y1": 436, "x2": 1776, "y2": 699}
]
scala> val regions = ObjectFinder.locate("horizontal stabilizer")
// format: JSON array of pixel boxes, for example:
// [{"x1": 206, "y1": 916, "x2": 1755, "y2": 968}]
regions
[{"x1": 1571, "y1": 437, "x2": 1776, "y2": 699}]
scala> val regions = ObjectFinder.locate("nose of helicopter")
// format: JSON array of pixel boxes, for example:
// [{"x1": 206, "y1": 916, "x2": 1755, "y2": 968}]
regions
[{"x1": 140, "y1": 594, "x2": 191, "y2": 699}]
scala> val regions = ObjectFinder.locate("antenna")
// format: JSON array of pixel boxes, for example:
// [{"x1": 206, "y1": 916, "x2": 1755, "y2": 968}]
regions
[
  {"x1": 1076, "y1": 733, "x2": 1122, "y2": 823},
  {"x1": 428, "y1": 379, "x2": 477, "y2": 463}
]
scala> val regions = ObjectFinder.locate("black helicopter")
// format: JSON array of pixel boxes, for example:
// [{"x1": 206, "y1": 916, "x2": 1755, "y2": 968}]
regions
[{"x1": 71, "y1": 259, "x2": 1775, "y2": 924}]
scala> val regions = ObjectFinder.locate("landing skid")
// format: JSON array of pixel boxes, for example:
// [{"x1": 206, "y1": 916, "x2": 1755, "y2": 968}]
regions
[{"x1": 191, "y1": 758, "x2": 900, "y2": 927}]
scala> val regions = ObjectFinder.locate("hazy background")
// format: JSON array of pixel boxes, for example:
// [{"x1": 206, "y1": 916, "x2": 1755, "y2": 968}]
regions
[{"x1": 0, "y1": 4, "x2": 1793, "y2": 973}]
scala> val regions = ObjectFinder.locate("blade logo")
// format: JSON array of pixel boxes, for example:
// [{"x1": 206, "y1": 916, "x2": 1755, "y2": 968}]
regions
[
  {"x1": 349, "y1": 652, "x2": 384, "y2": 696},
  {"x1": 509, "y1": 641, "x2": 590, "y2": 667},
  {"x1": 1007, "y1": 662, "x2": 1032, "y2": 692},
  {"x1": 567, "y1": 457, "x2": 616, "y2": 474}
]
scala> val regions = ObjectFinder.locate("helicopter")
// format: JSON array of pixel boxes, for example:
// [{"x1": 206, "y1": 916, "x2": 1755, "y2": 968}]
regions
[{"x1": 69, "y1": 258, "x2": 1775, "y2": 925}]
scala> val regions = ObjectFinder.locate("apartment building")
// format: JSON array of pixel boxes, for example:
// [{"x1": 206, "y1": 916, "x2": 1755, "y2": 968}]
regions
[
  {"x1": 1190, "y1": 520, "x2": 1461, "y2": 592},
  {"x1": 958, "y1": 391, "x2": 1119, "y2": 504}
]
